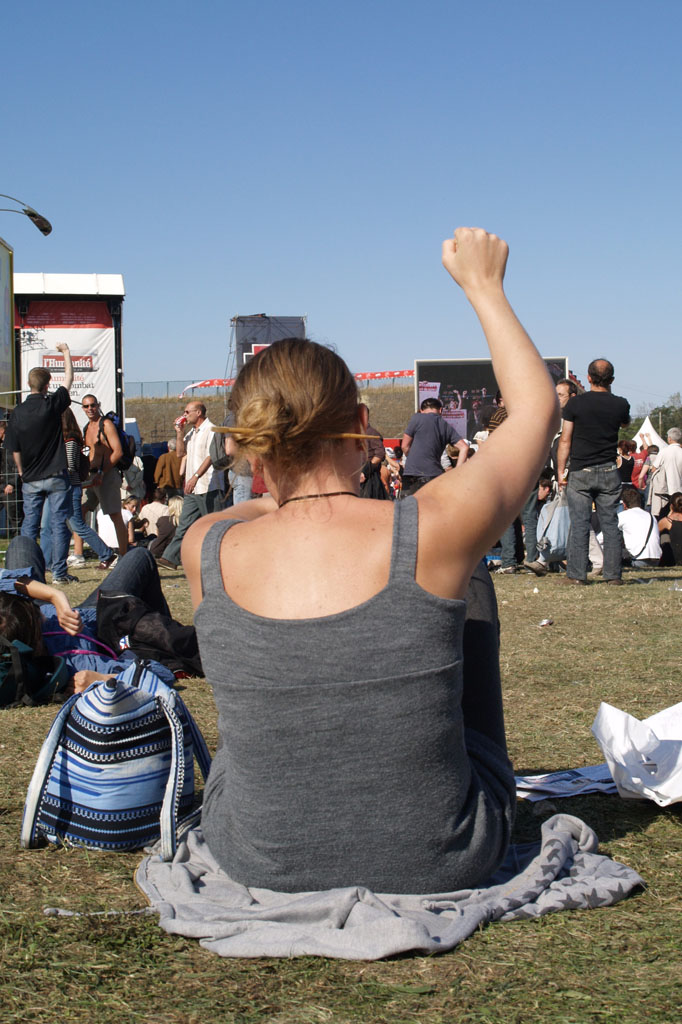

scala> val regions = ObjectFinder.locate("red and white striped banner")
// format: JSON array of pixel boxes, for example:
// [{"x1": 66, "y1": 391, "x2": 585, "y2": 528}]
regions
[{"x1": 180, "y1": 369, "x2": 415, "y2": 395}]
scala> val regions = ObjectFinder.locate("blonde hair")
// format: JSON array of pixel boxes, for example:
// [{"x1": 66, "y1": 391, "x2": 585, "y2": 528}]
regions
[
  {"x1": 226, "y1": 338, "x2": 359, "y2": 481},
  {"x1": 167, "y1": 496, "x2": 184, "y2": 525},
  {"x1": 28, "y1": 366, "x2": 51, "y2": 391}
]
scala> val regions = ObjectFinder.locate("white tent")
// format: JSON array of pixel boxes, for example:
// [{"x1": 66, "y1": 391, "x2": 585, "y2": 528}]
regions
[{"x1": 632, "y1": 415, "x2": 668, "y2": 452}]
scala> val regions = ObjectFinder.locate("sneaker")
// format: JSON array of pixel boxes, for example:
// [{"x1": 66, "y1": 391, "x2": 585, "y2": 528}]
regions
[
  {"x1": 156, "y1": 557, "x2": 179, "y2": 570},
  {"x1": 495, "y1": 566, "x2": 517, "y2": 575},
  {"x1": 52, "y1": 574, "x2": 79, "y2": 585},
  {"x1": 67, "y1": 554, "x2": 86, "y2": 568},
  {"x1": 98, "y1": 555, "x2": 118, "y2": 570},
  {"x1": 524, "y1": 560, "x2": 548, "y2": 577}
]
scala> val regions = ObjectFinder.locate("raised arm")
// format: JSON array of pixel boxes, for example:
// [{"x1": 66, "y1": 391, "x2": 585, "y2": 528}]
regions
[
  {"x1": 55, "y1": 342, "x2": 73, "y2": 391},
  {"x1": 414, "y1": 228, "x2": 560, "y2": 596},
  {"x1": 175, "y1": 421, "x2": 187, "y2": 458}
]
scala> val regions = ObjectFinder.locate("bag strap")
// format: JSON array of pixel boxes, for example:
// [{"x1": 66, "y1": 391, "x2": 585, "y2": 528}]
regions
[
  {"x1": 42, "y1": 631, "x2": 120, "y2": 660},
  {"x1": 21, "y1": 691, "x2": 82, "y2": 848},
  {"x1": 631, "y1": 513, "x2": 656, "y2": 560},
  {"x1": 154, "y1": 692, "x2": 186, "y2": 862},
  {"x1": 154, "y1": 691, "x2": 212, "y2": 861},
  {"x1": 0, "y1": 635, "x2": 29, "y2": 706}
]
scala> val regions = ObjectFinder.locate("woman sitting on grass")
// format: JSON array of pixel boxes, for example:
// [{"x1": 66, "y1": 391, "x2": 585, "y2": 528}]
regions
[
  {"x1": 183, "y1": 228, "x2": 559, "y2": 894},
  {"x1": 658, "y1": 491, "x2": 682, "y2": 565}
]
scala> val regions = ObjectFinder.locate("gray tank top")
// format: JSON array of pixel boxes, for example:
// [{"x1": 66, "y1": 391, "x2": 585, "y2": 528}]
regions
[{"x1": 197, "y1": 497, "x2": 513, "y2": 894}]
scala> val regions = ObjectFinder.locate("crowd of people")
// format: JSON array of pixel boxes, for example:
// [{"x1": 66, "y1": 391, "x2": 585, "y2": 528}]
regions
[
  {"x1": 375, "y1": 370, "x2": 681, "y2": 579},
  {"x1": 1, "y1": 359, "x2": 679, "y2": 584}
]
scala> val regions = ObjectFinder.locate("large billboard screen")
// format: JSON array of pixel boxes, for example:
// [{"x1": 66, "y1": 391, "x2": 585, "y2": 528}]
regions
[
  {"x1": 234, "y1": 315, "x2": 306, "y2": 366},
  {"x1": 0, "y1": 237, "x2": 14, "y2": 417},
  {"x1": 414, "y1": 357, "x2": 569, "y2": 440},
  {"x1": 16, "y1": 300, "x2": 118, "y2": 428}
]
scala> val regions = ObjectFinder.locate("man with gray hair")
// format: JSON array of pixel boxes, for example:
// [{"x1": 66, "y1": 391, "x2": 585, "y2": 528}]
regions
[
  {"x1": 153, "y1": 438, "x2": 183, "y2": 497},
  {"x1": 651, "y1": 427, "x2": 682, "y2": 516},
  {"x1": 156, "y1": 401, "x2": 220, "y2": 570}
]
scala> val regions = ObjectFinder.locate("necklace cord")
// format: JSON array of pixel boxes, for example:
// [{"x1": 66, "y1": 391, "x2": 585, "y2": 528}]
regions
[{"x1": 278, "y1": 490, "x2": 356, "y2": 509}]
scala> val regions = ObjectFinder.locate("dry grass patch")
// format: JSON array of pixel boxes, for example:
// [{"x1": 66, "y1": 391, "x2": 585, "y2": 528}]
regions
[{"x1": 1, "y1": 563, "x2": 681, "y2": 1022}]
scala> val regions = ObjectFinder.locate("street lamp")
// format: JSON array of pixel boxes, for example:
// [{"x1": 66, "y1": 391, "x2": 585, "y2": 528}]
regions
[{"x1": 0, "y1": 192, "x2": 52, "y2": 235}]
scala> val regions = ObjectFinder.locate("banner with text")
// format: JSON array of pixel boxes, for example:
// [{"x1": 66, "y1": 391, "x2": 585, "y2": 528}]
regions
[{"x1": 17, "y1": 300, "x2": 118, "y2": 429}]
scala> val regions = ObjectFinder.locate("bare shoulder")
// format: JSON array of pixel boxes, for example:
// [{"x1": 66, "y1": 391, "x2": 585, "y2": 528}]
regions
[
  {"x1": 181, "y1": 504, "x2": 274, "y2": 604},
  {"x1": 102, "y1": 417, "x2": 119, "y2": 440}
]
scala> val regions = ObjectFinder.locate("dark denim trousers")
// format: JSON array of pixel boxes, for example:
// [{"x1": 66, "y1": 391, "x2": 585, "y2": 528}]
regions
[
  {"x1": 20, "y1": 471, "x2": 71, "y2": 579},
  {"x1": 521, "y1": 489, "x2": 541, "y2": 563},
  {"x1": 566, "y1": 463, "x2": 622, "y2": 581},
  {"x1": 67, "y1": 483, "x2": 114, "y2": 562},
  {"x1": 162, "y1": 490, "x2": 221, "y2": 566},
  {"x1": 6, "y1": 536, "x2": 170, "y2": 616}
]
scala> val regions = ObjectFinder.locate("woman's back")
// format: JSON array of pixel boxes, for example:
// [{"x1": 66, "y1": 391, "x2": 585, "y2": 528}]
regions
[
  {"x1": 214, "y1": 493, "x2": 395, "y2": 619},
  {"x1": 185, "y1": 228, "x2": 559, "y2": 896},
  {"x1": 197, "y1": 498, "x2": 515, "y2": 894}
]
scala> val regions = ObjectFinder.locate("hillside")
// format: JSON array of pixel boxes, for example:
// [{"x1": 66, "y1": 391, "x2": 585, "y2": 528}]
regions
[{"x1": 126, "y1": 385, "x2": 416, "y2": 445}]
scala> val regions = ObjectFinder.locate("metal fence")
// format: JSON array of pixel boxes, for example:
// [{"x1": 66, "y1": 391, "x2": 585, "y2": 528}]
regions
[
  {"x1": 125, "y1": 377, "x2": 412, "y2": 399},
  {"x1": 124, "y1": 381, "x2": 231, "y2": 399}
]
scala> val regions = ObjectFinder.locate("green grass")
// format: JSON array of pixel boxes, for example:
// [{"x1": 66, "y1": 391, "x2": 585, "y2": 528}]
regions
[{"x1": 2, "y1": 563, "x2": 682, "y2": 1023}]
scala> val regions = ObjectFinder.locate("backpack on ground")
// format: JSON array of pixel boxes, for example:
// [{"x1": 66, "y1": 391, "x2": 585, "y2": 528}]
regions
[
  {"x1": 98, "y1": 412, "x2": 134, "y2": 472},
  {"x1": 0, "y1": 636, "x2": 70, "y2": 708},
  {"x1": 21, "y1": 659, "x2": 211, "y2": 860}
]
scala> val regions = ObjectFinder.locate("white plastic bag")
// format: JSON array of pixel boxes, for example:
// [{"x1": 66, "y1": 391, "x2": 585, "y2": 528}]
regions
[{"x1": 591, "y1": 701, "x2": 682, "y2": 807}]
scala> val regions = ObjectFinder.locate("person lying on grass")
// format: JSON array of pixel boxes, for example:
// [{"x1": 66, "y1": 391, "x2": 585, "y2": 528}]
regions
[
  {"x1": 0, "y1": 537, "x2": 176, "y2": 695},
  {"x1": 179, "y1": 227, "x2": 560, "y2": 895}
]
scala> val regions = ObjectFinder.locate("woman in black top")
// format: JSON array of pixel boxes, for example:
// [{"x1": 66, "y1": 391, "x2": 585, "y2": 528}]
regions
[{"x1": 617, "y1": 439, "x2": 636, "y2": 486}]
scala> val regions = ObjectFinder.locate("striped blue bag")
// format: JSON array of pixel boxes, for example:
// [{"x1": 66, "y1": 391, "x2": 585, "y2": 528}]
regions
[{"x1": 21, "y1": 660, "x2": 211, "y2": 861}]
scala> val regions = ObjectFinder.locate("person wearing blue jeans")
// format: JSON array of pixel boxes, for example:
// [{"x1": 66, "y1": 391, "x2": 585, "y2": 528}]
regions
[
  {"x1": 21, "y1": 471, "x2": 72, "y2": 581},
  {"x1": 498, "y1": 479, "x2": 551, "y2": 574},
  {"x1": 4, "y1": 345, "x2": 75, "y2": 584},
  {"x1": 5, "y1": 535, "x2": 170, "y2": 616},
  {"x1": 496, "y1": 520, "x2": 518, "y2": 573},
  {"x1": 557, "y1": 358, "x2": 631, "y2": 584},
  {"x1": 67, "y1": 482, "x2": 115, "y2": 565},
  {"x1": 3, "y1": 536, "x2": 177, "y2": 692},
  {"x1": 564, "y1": 464, "x2": 623, "y2": 580},
  {"x1": 227, "y1": 469, "x2": 253, "y2": 506}
]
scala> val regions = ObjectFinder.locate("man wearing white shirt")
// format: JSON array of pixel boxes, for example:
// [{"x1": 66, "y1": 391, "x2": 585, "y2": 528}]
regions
[
  {"x1": 618, "y1": 487, "x2": 662, "y2": 568},
  {"x1": 156, "y1": 402, "x2": 220, "y2": 570},
  {"x1": 651, "y1": 428, "x2": 682, "y2": 516}
]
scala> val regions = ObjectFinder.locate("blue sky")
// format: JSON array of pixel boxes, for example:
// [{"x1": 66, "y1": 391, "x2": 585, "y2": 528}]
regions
[{"x1": 2, "y1": 0, "x2": 680, "y2": 412}]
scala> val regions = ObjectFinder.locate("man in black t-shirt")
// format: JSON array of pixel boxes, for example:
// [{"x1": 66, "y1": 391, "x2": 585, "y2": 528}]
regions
[
  {"x1": 556, "y1": 359, "x2": 630, "y2": 584},
  {"x1": 4, "y1": 345, "x2": 75, "y2": 583}
]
